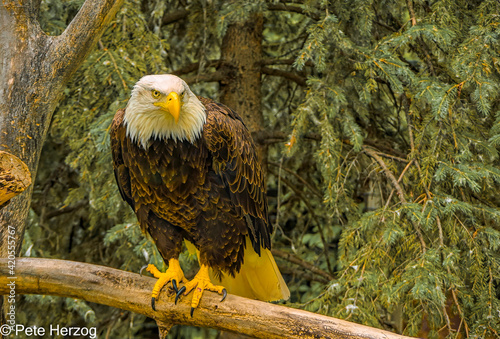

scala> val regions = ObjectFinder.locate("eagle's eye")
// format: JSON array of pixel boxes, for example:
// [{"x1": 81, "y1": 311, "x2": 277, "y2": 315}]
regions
[{"x1": 151, "y1": 90, "x2": 161, "y2": 99}]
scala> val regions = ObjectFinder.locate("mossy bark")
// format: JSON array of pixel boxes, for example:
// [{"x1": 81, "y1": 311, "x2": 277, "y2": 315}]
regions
[{"x1": 219, "y1": 14, "x2": 267, "y2": 165}]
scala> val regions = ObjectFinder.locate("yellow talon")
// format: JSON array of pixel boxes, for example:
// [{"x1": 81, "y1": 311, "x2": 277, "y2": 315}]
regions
[
  {"x1": 178, "y1": 264, "x2": 227, "y2": 316},
  {"x1": 146, "y1": 258, "x2": 185, "y2": 310}
]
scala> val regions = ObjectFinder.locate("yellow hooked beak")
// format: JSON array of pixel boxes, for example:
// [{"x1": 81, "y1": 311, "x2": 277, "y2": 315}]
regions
[{"x1": 154, "y1": 92, "x2": 181, "y2": 123}]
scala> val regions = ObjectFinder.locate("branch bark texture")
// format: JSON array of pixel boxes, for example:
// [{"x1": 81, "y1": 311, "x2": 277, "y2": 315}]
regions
[
  {"x1": 0, "y1": 258, "x2": 414, "y2": 339},
  {"x1": 0, "y1": 152, "x2": 31, "y2": 208},
  {"x1": 220, "y1": 14, "x2": 264, "y2": 135},
  {"x1": 0, "y1": 0, "x2": 123, "y2": 326},
  {"x1": 0, "y1": 0, "x2": 124, "y2": 255}
]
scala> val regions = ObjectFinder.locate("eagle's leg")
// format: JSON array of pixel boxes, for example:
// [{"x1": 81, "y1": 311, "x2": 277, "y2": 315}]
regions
[
  {"x1": 144, "y1": 258, "x2": 186, "y2": 311},
  {"x1": 176, "y1": 264, "x2": 227, "y2": 317}
]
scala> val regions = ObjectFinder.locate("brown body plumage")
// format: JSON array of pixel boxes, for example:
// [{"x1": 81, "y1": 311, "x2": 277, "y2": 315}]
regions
[
  {"x1": 111, "y1": 75, "x2": 288, "y2": 310},
  {"x1": 112, "y1": 97, "x2": 269, "y2": 276}
]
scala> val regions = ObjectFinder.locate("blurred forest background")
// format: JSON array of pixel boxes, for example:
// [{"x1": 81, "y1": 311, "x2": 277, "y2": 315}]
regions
[{"x1": 16, "y1": 0, "x2": 500, "y2": 338}]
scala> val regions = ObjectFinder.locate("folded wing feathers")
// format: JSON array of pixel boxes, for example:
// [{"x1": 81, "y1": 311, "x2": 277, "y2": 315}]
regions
[{"x1": 201, "y1": 98, "x2": 272, "y2": 252}]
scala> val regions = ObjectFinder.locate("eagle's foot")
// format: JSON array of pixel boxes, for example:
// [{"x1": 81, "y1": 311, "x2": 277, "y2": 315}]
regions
[
  {"x1": 142, "y1": 258, "x2": 185, "y2": 311},
  {"x1": 176, "y1": 264, "x2": 227, "y2": 317}
]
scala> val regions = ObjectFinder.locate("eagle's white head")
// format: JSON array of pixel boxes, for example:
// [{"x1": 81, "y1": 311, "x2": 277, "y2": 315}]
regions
[{"x1": 123, "y1": 74, "x2": 206, "y2": 148}]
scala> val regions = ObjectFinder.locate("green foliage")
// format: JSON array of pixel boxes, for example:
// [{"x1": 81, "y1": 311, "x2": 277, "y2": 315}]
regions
[
  {"x1": 25, "y1": 0, "x2": 500, "y2": 338},
  {"x1": 287, "y1": 1, "x2": 500, "y2": 337}
]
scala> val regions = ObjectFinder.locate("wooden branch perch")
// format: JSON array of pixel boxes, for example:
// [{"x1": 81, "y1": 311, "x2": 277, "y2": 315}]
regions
[
  {"x1": 0, "y1": 258, "x2": 414, "y2": 339},
  {"x1": 0, "y1": 151, "x2": 31, "y2": 208}
]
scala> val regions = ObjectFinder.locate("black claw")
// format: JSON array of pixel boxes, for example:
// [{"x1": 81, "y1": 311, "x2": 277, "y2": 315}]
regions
[
  {"x1": 190, "y1": 307, "x2": 195, "y2": 318},
  {"x1": 175, "y1": 286, "x2": 186, "y2": 304},
  {"x1": 151, "y1": 297, "x2": 156, "y2": 311},
  {"x1": 140, "y1": 265, "x2": 149, "y2": 277},
  {"x1": 221, "y1": 289, "x2": 227, "y2": 302},
  {"x1": 171, "y1": 279, "x2": 178, "y2": 293}
]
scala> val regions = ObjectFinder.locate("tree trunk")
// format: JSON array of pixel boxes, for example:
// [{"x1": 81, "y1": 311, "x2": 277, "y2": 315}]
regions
[
  {"x1": 0, "y1": 0, "x2": 123, "y2": 255},
  {"x1": 0, "y1": 0, "x2": 123, "y2": 326},
  {"x1": 219, "y1": 13, "x2": 266, "y2": 164}
]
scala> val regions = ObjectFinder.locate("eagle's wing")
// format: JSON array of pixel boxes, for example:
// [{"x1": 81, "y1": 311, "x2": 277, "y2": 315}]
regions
[
  {"x1": 201, "y1": 97, "x2": 271, "y2": 254},
  {"x1": 110, "y1": 109, "x2": 135, "y2": 209}
]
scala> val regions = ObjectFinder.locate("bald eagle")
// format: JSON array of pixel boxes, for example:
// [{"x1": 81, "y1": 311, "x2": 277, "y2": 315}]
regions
[{"x1": 111, "y1": 74, "x2": 289, "y2": 315}]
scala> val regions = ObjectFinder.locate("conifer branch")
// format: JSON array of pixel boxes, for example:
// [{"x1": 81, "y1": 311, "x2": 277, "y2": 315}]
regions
[
  {"x1": 435, "y1": 215, "x2": 444, "y2": 248},
  {"x1": 405, "y1": 0, "x2": 436, "y2": 76},
  {"x1": 279, "y1": 265, "x2": 329, "y2": 284},
  {"x1": 403, "y1": 97, "x2": 439, "y2": 252},
  {"x1": 373, "y1": 20, "x2": 397, "y2": 32},
  {"x1": 262, "y1": 67, "x2": 307, "y2": 86},
  {"x1": 268, "y1": 161, "x2": 323, "y2": 198},
  {"x1": 417, "y1": 41, "x2": 436, "y2": 77},
  {"x1": 406, "y1": 0, "x2": 417, "y2": 26},
  {"x1": 369, "y1": 150, "x2": 409, "y2": 164},
  {"x1": 362, "y1": 140, "x2": 407, "y2": 160},
  {"x1": 252, "y1": 131, "x2": 322, "y2": 144},
  {"x1": 363, "y1": 146, "x2": 427, "y2": 251},
  {"x1": 172, "y1": 61, "x2": 307, "y2": 86},
  {"x1": 52, "y1": 0, "x2": 124, "y2": 82},
  {"x1": 363, "y1": 147, "x2": 407, "y2": 204},
  {"x1": 161, "y1": 8, "x2": 190, "y2": 25},
  {"x1": 401, "y1": 95, "x2": 415, "y2": 156},
  {"x1": 268, "y1": 168, "x2": 334, "y2": 275},
  {"x1": 383, "y1": 159, "x2": 414, "y2": 211},
  {"x1": 266, "y1": 3, "x2": 322, "y2": 21},
  {"x1": 171, "y1": 60, "x2": 222, "y2": 76},
  {"x1": 271, "y1": 249, "x2": 334, "y2": 281},
  {"x1": 182, "y1": 71, "x2": 227, "y2": 85},
  {"x1": 0, "y1": 258, "x2": 414, "y2": 339},
  {"x1": 43, "y1": 200, "x2": 87, "y2": 220},
  {"x1": 403, "y1": 95, "x2": 434, "y2": 205},
  {"x1": 261, "y1": 58, "x2": 314, "y2": 67}
]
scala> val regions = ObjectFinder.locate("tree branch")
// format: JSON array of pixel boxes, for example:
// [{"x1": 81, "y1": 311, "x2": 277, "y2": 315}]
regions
[
  {"x1": 405, "y1": 0, "x2": 436, "y2": 77},
  {"x1": 252, "y1": 130, "x2": 321, "y2": 145},
  {"x1": 261, "y1": 58, "x2": 314, "y2": 67},
  {"x1": 262, "y1": 66, "x2": 307, "y2": 86},
  {"x1": 271, "y1": 249, "x2": 334, "y2": 281},
  {"x1": 52, "y1": 0, "x2": 124, "y2": 82},
  {"x1": 268, "y1": 161, "x2": 323, "y2": 198},
  {"x1": 172, "y1": 61, "x2": 308, "y2": 87},
  {"x1": 0, "y1": 258, "x2": 414, "y2": 339},
  {"x1": 363, "y1": 147, "x2": 406, "y2": 204},
  {"x1": 182, "y1": 71, "x2": 227, "y2": 85},
  {"x1": 363, "y1": 146, "x2": 427, "y2": 252},
  {"x1": 268, "y1": 167, "x2": 334, "y2": 275},
  {"x1": 267, "y1": 3, "x2": 321, "y2": 21},
  {"x1": 0, "y1": 151, "x2": 31, "y2": 208},
  {"x1": 406, "y1": 0, "x2": 417, "y2": 26},
  {"x1": 171, "y1": 60, "x2": 222, "y2": 76},
  {"x1": 43, "y1": 200, "x2": 87, "y2": 220},
  {"x1": 161, "y1": 8, "x2": 189, "y2": 26}
]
